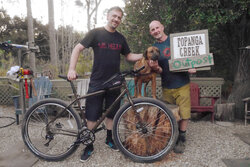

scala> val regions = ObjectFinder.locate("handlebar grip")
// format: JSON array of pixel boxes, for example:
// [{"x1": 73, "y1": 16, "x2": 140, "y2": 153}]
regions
[
  {"x1": 134, "y1": 66, "x2": 145, "y2": 73},
  {"x1": 0, "y1": 42, "x2": 12, "y2": 50},
  {"x1": 58, "y1": 74, "x2": 82, "y2": 78},
  {"x1": 58, "y1": 75, "x2": 80, "y2": 82},
  {"x1": 58, "y1": 75, "x2": 68, "y2": 80}
]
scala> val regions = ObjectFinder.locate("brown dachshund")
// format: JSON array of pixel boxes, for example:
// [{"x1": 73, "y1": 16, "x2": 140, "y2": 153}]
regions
[{"x1": 134, "y1": 46, "x2": 160, "y2": 99}]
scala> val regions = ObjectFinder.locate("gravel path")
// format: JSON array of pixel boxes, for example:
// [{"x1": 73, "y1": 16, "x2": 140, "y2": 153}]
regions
[{"x1": 0, "y1": 105, "x2": 249, "y2": 167}]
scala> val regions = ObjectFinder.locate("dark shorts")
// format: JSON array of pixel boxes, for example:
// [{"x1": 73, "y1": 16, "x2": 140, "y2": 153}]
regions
[{"x1": 85, "y1": 87, "x2": 121, "y2": 121}]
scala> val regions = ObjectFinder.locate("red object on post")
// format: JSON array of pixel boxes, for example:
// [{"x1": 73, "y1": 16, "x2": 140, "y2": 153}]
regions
[
  {"x1": 23, "y1": 69, "x2": 31, "y2": 75},
  {"x1": 23, "y1": 69, "x2": 32, "y2": 99}
]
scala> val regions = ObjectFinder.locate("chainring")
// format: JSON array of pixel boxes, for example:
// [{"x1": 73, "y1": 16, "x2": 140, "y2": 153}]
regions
[{"x1": 80, "y1": 129, "x2": 95, "y2": 145}]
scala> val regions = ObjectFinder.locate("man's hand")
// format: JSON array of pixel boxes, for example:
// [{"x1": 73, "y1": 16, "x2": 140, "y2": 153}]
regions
[
  {"x1": 188, "y1": 68, "x2": 196, "y2": 74},
  {"x1": 148, "y1": 60, "x2": 162, "y2": 73},
  {"x1": 67, "y1": 69, "x2": 77, "y2": 80}
]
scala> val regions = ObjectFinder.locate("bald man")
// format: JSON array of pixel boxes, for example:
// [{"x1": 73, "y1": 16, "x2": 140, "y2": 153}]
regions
[{"x1": 148, "y1": 20, "x2": 196, "y2": 153}]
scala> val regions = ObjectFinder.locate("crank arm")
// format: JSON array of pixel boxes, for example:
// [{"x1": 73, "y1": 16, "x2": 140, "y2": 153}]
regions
[{"x1": 94, "y1": 123, "x2": 106, "y2": 133}]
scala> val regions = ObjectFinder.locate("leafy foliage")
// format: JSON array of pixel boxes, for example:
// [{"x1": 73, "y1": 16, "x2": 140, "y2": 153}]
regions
[
  {"x1": 119, "y1": 0, "x2": 250, "y2": 82},
  {"x1": 0, "y1": 9, "x2": 89, "y2": 77}
]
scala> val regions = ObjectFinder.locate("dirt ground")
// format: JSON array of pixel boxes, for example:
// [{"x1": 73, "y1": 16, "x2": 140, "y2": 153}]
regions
[{"x1": 0, "y1": 105, "x2": 250, "y2": 167}]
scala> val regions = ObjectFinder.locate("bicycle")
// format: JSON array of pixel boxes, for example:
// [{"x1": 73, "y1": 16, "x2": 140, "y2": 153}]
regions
[{"x1": 21, "y1": 67, "x2": 178, "y2": 163}]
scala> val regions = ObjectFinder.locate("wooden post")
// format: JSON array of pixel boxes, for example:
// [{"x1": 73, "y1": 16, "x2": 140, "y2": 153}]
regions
[{"x1": 18, "y1": 49, "x2": 26, "y2": 122}]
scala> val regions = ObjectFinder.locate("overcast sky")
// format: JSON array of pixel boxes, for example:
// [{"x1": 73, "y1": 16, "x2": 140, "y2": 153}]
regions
[{"x1": 0, "y1": 0, "x2": 125, "y2": 32}]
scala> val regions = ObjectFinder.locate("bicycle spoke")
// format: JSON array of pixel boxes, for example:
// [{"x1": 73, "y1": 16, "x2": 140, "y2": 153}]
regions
[
  {"x1": 113, "y1": 99, "x2": 178, "y2": 163},
  {"x1": 22, "y1": 99, "x2": 81, "y2": 161}
]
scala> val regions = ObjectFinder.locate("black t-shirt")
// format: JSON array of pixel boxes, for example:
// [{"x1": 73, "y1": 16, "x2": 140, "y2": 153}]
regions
[{"x1": 80, "y1": 27, "x2": 131, "y2": 88}]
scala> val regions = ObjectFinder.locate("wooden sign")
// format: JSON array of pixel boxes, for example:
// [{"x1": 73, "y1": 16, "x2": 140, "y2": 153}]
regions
[
  {"x1": 169, "y1": 53, "x2": 214, "y2": 71},
  {"x1": 169, "y1": 29, "x2": 214, "y2": 71}
]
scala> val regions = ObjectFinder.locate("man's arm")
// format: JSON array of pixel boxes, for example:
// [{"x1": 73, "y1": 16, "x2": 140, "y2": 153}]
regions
[
  {"x1": 125, "y1": 53, "x2": 143, "y2": 62},
  {"x1": 188, "y1": 68, "x2": 196, "y2": 74},
  {"x1": 67, "y1": 43, "x2": 85, "y2": 80}
]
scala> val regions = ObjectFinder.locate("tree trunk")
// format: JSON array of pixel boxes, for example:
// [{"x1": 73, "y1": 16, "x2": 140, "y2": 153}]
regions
[
  {"x1": 61, "y1": 27, "x2": 65, "y2": 74},
  {"x1": 228, "y1": 48, "x2": 250, "y2": 119},
  {"x1": 84, "y1": 0, "x2": 102, "y2": 65},
  {"x1": 26, "y1": 0, "x2": 36, "y2": 71},
  {"x1": 216, "y1": 103, "x2": 235, "y2": 121},
  {"x1": 48, "y1": 0, "x2": 58, "y2": 71}
]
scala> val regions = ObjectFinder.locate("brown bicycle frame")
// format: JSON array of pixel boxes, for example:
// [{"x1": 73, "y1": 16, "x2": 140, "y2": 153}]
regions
[{"x1": 48, "y1": 79, "x2": 139, "y2": 136}]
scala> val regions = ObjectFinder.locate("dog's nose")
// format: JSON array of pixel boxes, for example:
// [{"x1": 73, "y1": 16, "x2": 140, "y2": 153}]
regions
[{"x1": 151, "y1": 54, "x2": 159, "y2": 61}]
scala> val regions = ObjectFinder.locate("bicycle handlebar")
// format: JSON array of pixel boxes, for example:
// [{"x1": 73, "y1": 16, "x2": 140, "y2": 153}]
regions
[
  {"x1": 58, "y1": 66, "x2": 145, "y2": 91},
  {"x1": 58, "y1": 66, "x2": 145, "y2": 82},
  {"x1": 0, "y1": 41, "x2": 40, "y2": 52},
  {"x1": 120, "y1": 65, "x2": 145, "y2": 77},
  {"x1": 58, "y1": 75, "x2": 69, "y2": 81}
]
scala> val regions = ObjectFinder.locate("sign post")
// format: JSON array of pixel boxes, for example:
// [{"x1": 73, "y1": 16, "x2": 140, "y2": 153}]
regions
[{"x1": 169, "y1": 29, "x2": 214, "y2": 71}]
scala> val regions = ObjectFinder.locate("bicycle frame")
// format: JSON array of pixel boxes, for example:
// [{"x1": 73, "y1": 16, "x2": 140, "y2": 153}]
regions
[{"x1": 51, "y1": 77, "x2": 136, "y2": 137}]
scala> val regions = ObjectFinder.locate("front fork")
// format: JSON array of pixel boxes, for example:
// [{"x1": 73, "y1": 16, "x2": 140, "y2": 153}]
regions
[{"x1": 124, "y1": 83, "x2": 146, "y2": 131}]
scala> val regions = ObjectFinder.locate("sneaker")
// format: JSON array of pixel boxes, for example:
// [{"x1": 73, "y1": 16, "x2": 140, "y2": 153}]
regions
[
  {"x1": 80, "y1": 145, "x2": 94, "y2": 162},
  {"x1": 173, "y1": 140, "x2": 185, "y2": 153},
  {"x1": 105, "y1": 139, "x2": 119, "y2": 151}
]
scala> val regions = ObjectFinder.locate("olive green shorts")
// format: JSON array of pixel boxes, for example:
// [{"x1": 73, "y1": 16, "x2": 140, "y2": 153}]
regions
[{"x1": 162, "y1": 83, "x2": 191, "y2": 119}]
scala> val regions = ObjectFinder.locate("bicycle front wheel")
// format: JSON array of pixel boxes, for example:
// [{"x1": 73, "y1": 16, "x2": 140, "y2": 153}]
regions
[
  {"x1": 22, "y1": 98, "x2": 82, "y2": 161},
  {"x1": 113, "y1": 97, "x2": 178, "y2": 163}
]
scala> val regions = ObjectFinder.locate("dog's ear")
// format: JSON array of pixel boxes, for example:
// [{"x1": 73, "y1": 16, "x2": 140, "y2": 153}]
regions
[{"x1": 143, "y1": 49, "x2": 148, "y2": 59}]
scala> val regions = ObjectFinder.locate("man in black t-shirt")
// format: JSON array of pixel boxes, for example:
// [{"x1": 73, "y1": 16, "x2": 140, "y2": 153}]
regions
[{"x1": 67, "y1": 6, "x2": 142, "y2": 162}]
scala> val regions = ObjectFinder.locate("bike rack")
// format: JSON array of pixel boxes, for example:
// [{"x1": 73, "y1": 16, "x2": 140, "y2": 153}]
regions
[{"x1": 1, "y1": 42, "x2": 40, "y2": 124}]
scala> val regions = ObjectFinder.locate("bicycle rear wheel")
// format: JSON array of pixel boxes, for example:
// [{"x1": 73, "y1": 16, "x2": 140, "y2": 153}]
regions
[
  {"x1": 113, "y1": 97, "x2": 178, "y2": 163},
  {"x1": 22, "y1": 98, "x2": 82, "y2": 161}
]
